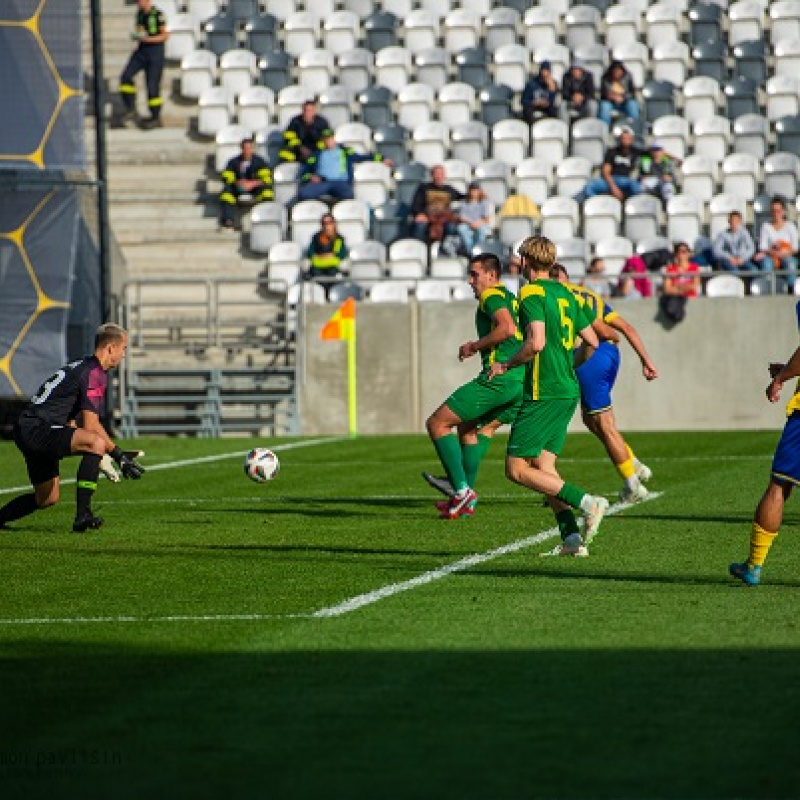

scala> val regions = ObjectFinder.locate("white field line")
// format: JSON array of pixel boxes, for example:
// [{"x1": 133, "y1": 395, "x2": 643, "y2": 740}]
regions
[
  {"x1": 0, "y1": 436, "x2": 347, "y2": 496},
  {"x1": 0, "y1": 493, "x2": 662, "y2": 626}
]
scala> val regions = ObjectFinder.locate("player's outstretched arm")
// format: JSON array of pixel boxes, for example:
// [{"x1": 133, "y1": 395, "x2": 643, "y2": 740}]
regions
[
  {"x1": 767, "y1": 344, "x2": 800, "y2": 402},
  {"x1": 610, "y1": 316, "x2": 658, "y2": 380}
]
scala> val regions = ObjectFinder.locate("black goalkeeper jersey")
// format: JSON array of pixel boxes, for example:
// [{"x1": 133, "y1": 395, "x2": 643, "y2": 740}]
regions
[{"x1": 19, "y1": 356, "x2": 108, "y2": 428}]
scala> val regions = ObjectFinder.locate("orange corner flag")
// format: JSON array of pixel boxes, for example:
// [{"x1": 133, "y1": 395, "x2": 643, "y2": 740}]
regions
[{"x1": 320, "y1": 296, "x2": 356, "y2": 340}]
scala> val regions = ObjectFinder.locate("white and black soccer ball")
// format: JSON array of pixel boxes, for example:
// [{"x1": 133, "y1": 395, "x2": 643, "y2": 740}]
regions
[{"x1": 244, "y1": 448, "x2": 280, "y2": 483}]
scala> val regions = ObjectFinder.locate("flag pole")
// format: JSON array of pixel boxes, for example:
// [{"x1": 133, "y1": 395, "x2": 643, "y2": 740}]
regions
[{"x1": 347, "y1": 315, "x2": 357, "y2": 438}]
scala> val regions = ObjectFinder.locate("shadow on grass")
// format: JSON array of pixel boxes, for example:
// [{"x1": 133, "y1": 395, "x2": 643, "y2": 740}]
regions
[{"x1": 0, "y1": 643, "x2": 798, "y2": 799}]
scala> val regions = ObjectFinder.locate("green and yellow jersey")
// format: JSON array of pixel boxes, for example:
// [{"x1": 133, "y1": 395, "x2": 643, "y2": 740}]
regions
[
  {"x1": 518, "y1": 278, "x2": 594, "y2": 401},
  {"x1": 476, "y1": 284, "x2": 523, "y2": 372}
]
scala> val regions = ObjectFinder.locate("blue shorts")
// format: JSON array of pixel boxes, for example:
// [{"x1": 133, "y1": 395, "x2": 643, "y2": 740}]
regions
[
  {"x1": 772, "y1": 411, "x2": 800, "y2": 486},
  {"x1": 575, "y1": 342, "x2": 621, "y2": 414}
]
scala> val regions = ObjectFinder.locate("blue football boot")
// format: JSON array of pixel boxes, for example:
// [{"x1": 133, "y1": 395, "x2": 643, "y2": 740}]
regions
[{"x1": 729, "y1": 561, "x2": 762, "y2": 586}]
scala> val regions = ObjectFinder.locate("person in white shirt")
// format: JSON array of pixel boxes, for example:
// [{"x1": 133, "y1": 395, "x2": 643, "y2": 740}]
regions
[{"x1": 755, "y1": 196, "x2": 799, "y2": 289}]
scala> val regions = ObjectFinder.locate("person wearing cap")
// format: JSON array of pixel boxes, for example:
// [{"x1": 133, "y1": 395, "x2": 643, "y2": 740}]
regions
[
  {"x1": 574, "y1": 126, "x2": 646, "y2": 204},
  {"x1": 279, "y1": 99, "x2": 330, "y2": 164},
  {"x1": 561, "y1": 59, "x2": 596, "y2": 121},
  {"x1": 598, "y1": 60, "x2": 640, "y2": 127},
  {"x1": 521, "y1": 60, "x2": 559, "y2": 124},
  {"x1": 456, "y1": 182, "x2": 494, "y2": 255},
  {"x1": 639, "y1": 140, "x2": 681, "y2": 204},
  {"x1": 294, "y1": 129, "x2": 392, "y2": 205}
]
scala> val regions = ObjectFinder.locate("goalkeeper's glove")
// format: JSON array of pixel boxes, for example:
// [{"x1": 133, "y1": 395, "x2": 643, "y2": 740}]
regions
[{"x1": 110, "y1": 447, "x2": 146, "y2": 480}]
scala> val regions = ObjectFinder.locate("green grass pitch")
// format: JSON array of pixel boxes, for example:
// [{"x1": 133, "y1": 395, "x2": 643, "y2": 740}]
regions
[{"x1": 1, "y1": 431, "x2": 799, "y2": 799}]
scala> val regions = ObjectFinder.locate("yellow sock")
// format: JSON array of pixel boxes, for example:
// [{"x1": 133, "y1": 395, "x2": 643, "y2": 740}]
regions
[
  {"x1": 616, "y1": 457, "x2": 636, "y2": 480},
  {"x1": 749, "y1": 522, "x2": 778, "y2": 568}
]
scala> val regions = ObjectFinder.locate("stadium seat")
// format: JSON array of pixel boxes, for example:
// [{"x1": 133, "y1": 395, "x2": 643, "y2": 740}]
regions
[
  {"x1": 688, "y1": 2, "x2": 722, "y2": 46},
  {"x1": 414, "y1": 48, "x2": 450, "y2": 92},
  {"x1": 594, "y1": 236, "x2": 633, "y2": 276},
  {"x1": 723, "y1": 76, "x2": 760, "y2": 120},
  {"x1": 397, "y1": 83, "x2": 435, "y2": 130},
  {"x1": 583, "y1": 195, "x2": 622, "y2": 245},
  {"x1": 531, "y1": 117, "x2": 569, "y2": 166},
  {"x1": 415, "y1": 280, "x2": 453, "y2": 302},
  {"x1": 267, "y1": 0, "x2": 299, "y2": 22},
  {"x1": 318, "y1": 85, "x2": 354, "y2": 131},
  {"x1": 493, "y1": 44, "x2": 531, "y2": 94},
  {"x1": 692, "y1": 116, "x2": 732, "y2": 162},
  {"x1": 556, "y1": 156, "x2": 593, "y2": 199},
  {"x1": 709, "y1": 194, "x2": 748, "y2": 239},
  {"x1": 412, "y1": 122, "x2": 450, "y2": 168},
  {"x1": 522, "y1": 7, "x2": 559, "y2": 51},
  {"x1": 516, "y1": 157, "x2": 554, "y2": 207},
  {"x1": 611, "y1": 41, "x2": 648, "y2": 90},
  {"x1": 282, "y1": 12, "x2": 319, "y2": 58},
  {"x1": 767, "y1": 76, "x2": 800, "y2": 122},
  {"x1": 770, "y1": 2, "x2": 800, "y2": 47},
  {"x1": 680, "y1": 154, "x2": 719, "y2": 202},
  {"x1": 479, "y1": 84, "x2": 514, "y2": 128},
  {"x1": 748, "y1": 276, "x2": 773, "y2": 296},
  {"x1": 333, "y1": 199, "x2": 371, "y2": 246},
  {"x1": 456, "y1": 47, "x2": 490, "y2": 87},
  {"x1": 350, "y1": 264, "x2": 384, "y2": 292},
  {"x1": 565, "y1": 5, "x2": 601, "y2": 50},
  {"x1": 342, "y1": 0, "x2": 378, "y2": 19},
  {"x1": 268, "y1": 240, "x2": 304, "y2": 276},
  {"x1": 228, "y1": 0, "x2": 260, "y2": 23},
  {"x1": 276, "y1": 85, "x2": 310, "y2": 128},
  {"x1": 372, "y1": 124, "x2": 409, "y2": 167},
  {"x1": 485, "y1": 8, "x2": 521, "y2": 54},
  {"x1": 645, "y1": 3, "x2": 682, "y2": 50},
  {"x1": 443, "y1": 159, "x2": 472, "y2": 194},
  {"x1": 369, "y1": 281, "x2": 410, "y2": 303},
  {"x1": 732, "y1": 113, "x2": 770, "y2": 159},
  {"x1": 438, "y1": 83, "x2": 477, "y2": 128},
  {"x1": 775, "y1": 114, "x2": 800, "y2": 156},
  {"x1": 364, "y1": 10, "x2": 399, "y2": 53},
  {"x1": 451, "y1": 122, "x2": 489, "y2": 165},
  {"x1": 403, "y1": 10, "x2": 440, "y2": 55},
  {"x1": 444, "y1": 10, "x2": 482, "y2": 54},
  {"x1": 451, "y1": 283, "x2": 475, "y2": 301},
  {"x1": 323, "y1": 11, "x2": 360, "y2": 56},
  {"x1": 753, "y1": 194, "x2": 773, "y2": 236},
  {"x1": 728, "y1": 0, "x2": 765, "y2": 48},
  {"x1": 430, "y1": 255, "x2": 466, "y2": 279},
  {"x1": 244, "y1": 13, "x2": 277, "y2": 57},
  {"x1": 249, "y1": 202, "x2": 286, "y2": 254},
  {"x1": 722, "y1": 153, "x2": 761, "y2": 200},
  {"x1": 198, "y1": 87, "x2": 234, "y2": 138},
  {"x1": 358, "y1": 86, "x2": 393, "y2": 129},
  {"x1": 499, "y1": 214, "x2": 537, "y2": 249},
  {"x1": 491, "y1": 119, "x2": 530, "y2": 166},
  {"x1": 219, "y1": 49, "x2": 258, "y2": 96},
  {"x1": 203, "y1": 12, "x2": 237, "y2": 57},
  {"x1": 692, "y1": 40, "x2": 727, "y2": 84},
  {"x1": 604, "y1": 4, "x2": 642, "y2": 51},
  {"x1": 349, "y1": 239, "x2": 387, "y2": 272},
  {"x1": 624, "y1": 194, "x2": 662, "y2": 244},
  {"x1": 180, "y1": 49, "x2": 217, "y2": 101},
  {"x1": 393, "y1": 162, "x2": 428, "y2": 209},
  {"x1": 541, "y1": 197, "x2": 580, "y2": 242},
  {"x1": 417, "y1": 0, "x2": 452, "y2": 15},
  {"x1": 651, "y1": 115, "x2": 690, "y2": 161},
  {"x1": 374, "y1": 46, "x2": 413, "y2": 94},
  {"x1": 705, "y1": 274, "x2": 746, "y2": 298},
  {"x1": 287, "y1": 283, "x2": 327, "y2": 325},
  {"x1": 327, "y1": 282, "x2": 365, "y2": 304},
  {"x1": 570, "y1": 117, "x2": 608, "y2": 169},
  {"x1": 556, "y1": 238, "x2": 590, "y2": 279},
  {"x1": 666, "y1": 194, "x2": 704, "y2": 246},
  {"x1": 651, "y1": 40, "x2": 690, "y2": 88},
  {"x1": 733, "y1": 40, "x2": 768, "y2": 85},
  {"x1": 291, "y1": 199, "x2": 330, "y2": 246},
  {"x1": 272, "y1": 161, "x2": 303, "y2": 206},
  {"x1": 683, "y1": 76, "x2": 722, "y2": 124},
  {"x1": 237, "y1": 86, "x2": 274, "y2": 133},
  {"x1": 296, "y1": 49, "x2": 335, "y2": 96},
  {"x1": 335, "y1": 121, "x2": 372, "y2": 154},
  {"x1": 373, "y1": 200, "x2": 407, "y2": 246},
  {"x1": 764, "y1": 153, "x2": 800, "y2": 200},
  {"x1": 388, "y1": 239, "x2": 428, "y2": 279},
  {"x1": 257, "y1": 51, "x2": 291, "y2": 95},
  {"x1": 474, "y1": 159, "x2": 511, "y2": 208},
  {"x1": 215, "y1": 123, "x2": 250, "y2": 172},
  {"x1": 354, "y1": 161, "x2": 393, "y2": 208},
  {"x1": 337, "y1": 49, "x2": 373, "y2": 94},
  {"x1": 774, "y1": 38, "x2": 800, "y2": 80},
  {"x1": 254, "y1": 124, "x2": 283, "y2": 166},
  {"x1": 533, "y1": 43, "x2": 570, "y2": 83},
  {"x1": 165, "y1": 14, "x2": 198, "y2": 62},
  {"x1": 642, "y1": 80, "x2": 677, "y2": 123}
]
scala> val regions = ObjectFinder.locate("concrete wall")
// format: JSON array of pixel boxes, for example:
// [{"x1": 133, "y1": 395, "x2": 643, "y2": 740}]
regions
[{"x1": 300, "y1": 296, "x2": 800, "y2": 434}]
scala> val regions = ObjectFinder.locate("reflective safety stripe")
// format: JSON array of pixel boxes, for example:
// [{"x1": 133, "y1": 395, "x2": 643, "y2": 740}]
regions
[
  {"x1": 310, "y1": 255, "x2": 341, "y2": 269},
  {"x1": 257, "y1": 188, "x2": 275, "y2": 201},
  {"x1": 148, "y1": 97, "x2": 163, "y2": 107},
  {"x1": 220, "y1": 192, "x2": 236, "y2": 205},
  {"x1": 120, "y1": 84, "x2": 136, "y2": 94},
  {"x1": 221, "y1": 170, "x2": 236, "y2": 183}
]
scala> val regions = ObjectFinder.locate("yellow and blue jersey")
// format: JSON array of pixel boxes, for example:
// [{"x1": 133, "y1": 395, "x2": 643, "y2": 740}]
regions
[{"x1": 564, "y1": 282, "x2": 619, "y2": 326}]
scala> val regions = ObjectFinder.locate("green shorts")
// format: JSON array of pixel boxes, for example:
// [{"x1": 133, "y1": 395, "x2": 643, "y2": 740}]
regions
[
  {"x1": 446, "y1": 371, "x2": 524, "y2": 429},
  {"x1": 506, "y1": 397, "x2": 579, "y2": 459}
]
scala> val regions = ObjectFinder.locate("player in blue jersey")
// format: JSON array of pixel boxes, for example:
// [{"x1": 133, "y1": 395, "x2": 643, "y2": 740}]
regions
[
  {"x1": 0, "y1": 324, "x2": 144, "y2": 533},
  {"x1": 550, "y1": 264, "x2": 658, "y2": 503}
]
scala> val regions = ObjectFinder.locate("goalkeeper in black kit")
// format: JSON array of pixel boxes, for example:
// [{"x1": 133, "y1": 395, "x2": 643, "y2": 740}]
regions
[{"x1": 0, "y1": 324, "x2": 145, "y2": 533}]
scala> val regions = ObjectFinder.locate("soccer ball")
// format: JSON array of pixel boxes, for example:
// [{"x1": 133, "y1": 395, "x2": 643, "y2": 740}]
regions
[{"x1": 244, "y1": 448, "x2": 280, "y2": 483}]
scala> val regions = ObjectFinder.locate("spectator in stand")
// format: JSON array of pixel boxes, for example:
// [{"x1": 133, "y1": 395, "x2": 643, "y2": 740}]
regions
[
  {"x1": 583, "y1": 257, "x2": 611, "y2": 297},
  {"x1": 521, "y1": 60, "x2": 559, "y2": 124},
  {"x1": 617, "y1": 254, "x2": 653, "y2": 298},
  {"x1": 279, "y1": 99, "x2": 330, "y2": 164},
  {"x1": 457, "y1": 183, "x2": 494, "y2": 255},
  {"x1": 561, "y1": 59, "x2": 596, "y2": 122},
  {"x1": 574, "y1": 126, "x2": 645, "y2": 203},
  {"x1": 598, "y1": 60, "x2": 640, "y2": 127},
  {"x1": 294, "y1": 129, "x2": 392, "y2": 205},
  {"x1": 307, "y1": 213, "x2": 348, "y2": 295},
  {"x1": 410, "y1": 164, "x2": 464, "y2": 245},
  {"x1": 713, "y1": 211, "x2": 757, "y2": 274},
  {"x1": 219, "y1": 138, "x2": 274, "y2": 230},
  {"x1": 616, "y1": 274, "x2": 643, "y2": 300},
  {"x1": 663, "y1": 242, "x2": 702, "y2": 299},
  {"x1": 755, "y1": 196, "x2": 800, "y2": 290},
  {"x1": 639, "y1": 141, "x2": 681, "y2": 204}
]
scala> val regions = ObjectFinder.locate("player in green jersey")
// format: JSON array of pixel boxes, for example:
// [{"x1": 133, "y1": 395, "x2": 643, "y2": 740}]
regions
[
  {"x1": 487, "y1": 236, "x2": 610, "y2": 555},
  {"x1": 425, "y1": 253, "x2": 525, "y2": 519},
  {"x1": 551, "y1": 264, "x2": 658, "y2": 504}
]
